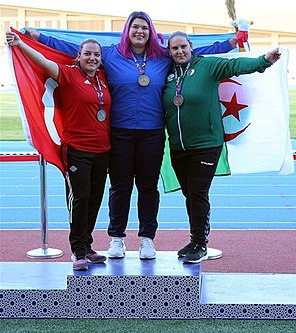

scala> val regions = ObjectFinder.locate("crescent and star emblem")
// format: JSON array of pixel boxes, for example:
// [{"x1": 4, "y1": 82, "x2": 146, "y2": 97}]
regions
[{"x1": 219, "y1": 78, "x2": 251, "y2": 142}]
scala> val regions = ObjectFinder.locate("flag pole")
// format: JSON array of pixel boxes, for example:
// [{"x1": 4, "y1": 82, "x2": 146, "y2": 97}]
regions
[{"x1": 27, "y1": 154, "x2": 63, "y2": 258}]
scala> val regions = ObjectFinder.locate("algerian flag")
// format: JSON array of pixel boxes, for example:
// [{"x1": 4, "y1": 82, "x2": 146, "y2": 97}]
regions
[{"x1": 161, "y1": 48, "x2": 294, "y2": 193}]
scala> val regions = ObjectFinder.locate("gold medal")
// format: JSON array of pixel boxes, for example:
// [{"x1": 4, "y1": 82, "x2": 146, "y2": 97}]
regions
[
  {"x1": 97, "y1": 110, "x2": 106, "y2": 122},
  {"x1": 138, "y1": 74, "x2": 150, "y2": 86},
  {"x1": 173, "y1": 95, "x2": 184, "y2": 107}
]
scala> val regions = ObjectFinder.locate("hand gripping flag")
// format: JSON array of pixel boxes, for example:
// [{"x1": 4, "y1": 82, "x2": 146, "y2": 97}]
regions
[{"x1": 7, "y1": 28, "x2": 75, "y2": 173}]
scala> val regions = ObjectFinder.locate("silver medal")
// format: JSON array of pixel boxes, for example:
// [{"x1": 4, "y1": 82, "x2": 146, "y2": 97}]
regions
[{"x1": 97, "y1": 110, "x2": 106, "y2": 122}]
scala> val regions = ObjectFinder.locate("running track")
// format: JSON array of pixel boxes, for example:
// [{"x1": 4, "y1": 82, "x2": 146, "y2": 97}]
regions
[{"x1": 1, "y1": 141, "x2": 295, "y2": 231}]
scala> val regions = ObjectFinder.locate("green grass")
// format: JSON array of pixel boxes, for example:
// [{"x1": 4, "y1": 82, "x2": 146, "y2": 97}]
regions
[
  {"x1": 0, "y1": 91, "x2": 24, "y2": 141},
  {"x1": 289, "y1": 89, "x2": 296, "y2": 138},
  {"x1": 0, "y1": 89, "x2": 295, "y2": 141},
  {"x1": 0, "y1": 318, "x2": 295, "y2": 333}
]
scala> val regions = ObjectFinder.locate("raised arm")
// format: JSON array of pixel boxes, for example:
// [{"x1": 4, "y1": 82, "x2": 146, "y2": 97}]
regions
[
  {"x1": 6, "y1": 30, "x2": 59, "y2": 80},
  {"x1": 210, "y1": 47, "x2": 281, "y2": 82},
  {"x1": 25, "y1": 27, "x2": 79, "y2": 58},
  {"x1": 193, "y1": 36, "x2": 237, "y2": 55}
]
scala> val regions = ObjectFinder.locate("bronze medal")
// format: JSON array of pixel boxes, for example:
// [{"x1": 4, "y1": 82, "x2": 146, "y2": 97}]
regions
[
  {"x1": 97, "y1": 109, "x2": 106, "y2": 122},
  {"x1": 138, "y1": 74, "x2": 150, "y2": 86},
  {"x1": 173, "y1": 95, "x2": 184, "y2": 107}
]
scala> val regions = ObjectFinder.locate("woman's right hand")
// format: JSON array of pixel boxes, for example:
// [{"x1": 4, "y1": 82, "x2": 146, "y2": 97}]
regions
[{"x1": 24, "y1": 27, "x2": 40, "y2": 40}]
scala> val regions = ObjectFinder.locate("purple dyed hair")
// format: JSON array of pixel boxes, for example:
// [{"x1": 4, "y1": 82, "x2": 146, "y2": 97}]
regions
[{"x1": 117, "y1": 11, "x2": 165, "y2": 58}]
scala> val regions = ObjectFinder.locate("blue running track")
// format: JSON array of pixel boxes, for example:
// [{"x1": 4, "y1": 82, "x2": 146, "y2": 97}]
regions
[{"x1": 0, "y1": 141, "x2": 295, "y2": 231}]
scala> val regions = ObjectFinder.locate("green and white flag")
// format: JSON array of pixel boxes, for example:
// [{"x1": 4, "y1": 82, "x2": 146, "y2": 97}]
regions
[{"x1": 161, "y1": 48, "x2": 294, "y2": 193}]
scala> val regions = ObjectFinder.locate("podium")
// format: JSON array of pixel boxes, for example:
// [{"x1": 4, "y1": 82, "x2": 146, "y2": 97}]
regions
[
  {"x1": 67, "y1": 252, "x2": 201, "y2": 318},
  {"x1": 0, "y1": 252, "x2": 295, "y2": 319}
]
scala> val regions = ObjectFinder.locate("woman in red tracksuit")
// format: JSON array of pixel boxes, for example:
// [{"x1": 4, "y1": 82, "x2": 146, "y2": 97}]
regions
[{"x1": 6, "y1": 31, "x2": 111, "y2": 271}]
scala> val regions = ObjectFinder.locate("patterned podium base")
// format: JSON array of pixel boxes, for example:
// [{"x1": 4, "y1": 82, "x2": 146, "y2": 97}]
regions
[
  {"x1": 0, "y1": 252, "x2": 295, "y2": 319},
  {"x1": 68, "y1": 252, "x2": 201, "y2": 318},
  {"x1": 67, "y1": 275, "x2": 200, "y2": 318}
]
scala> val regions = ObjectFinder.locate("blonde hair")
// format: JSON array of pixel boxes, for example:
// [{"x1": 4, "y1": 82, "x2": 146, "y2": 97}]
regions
[{"x1": 75, "y1": 38, "x2": 102, "y2": 64}]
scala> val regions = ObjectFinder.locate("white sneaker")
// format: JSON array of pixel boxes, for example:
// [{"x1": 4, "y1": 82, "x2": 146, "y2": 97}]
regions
[
  {"x1": 139, "y1": 237, "x2": 156, "y2": 260},
  {"x1": 107, "y1": 237, "x2": 126, "y2": 258}
]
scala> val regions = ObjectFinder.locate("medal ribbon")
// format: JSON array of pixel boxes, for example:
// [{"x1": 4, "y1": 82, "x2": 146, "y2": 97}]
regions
[
  {"x1": 173, "y1": 62, "x2": 191, "y2": 97},
  {"x1": 132, "y1": 52, "x2": 147, "y2": 76},
  {"x1": 92, "y1": 74, "x2": 105, "y2": 111},
  {"x1": 80, "y1": 67, "x2": 104, "y2": 110}
]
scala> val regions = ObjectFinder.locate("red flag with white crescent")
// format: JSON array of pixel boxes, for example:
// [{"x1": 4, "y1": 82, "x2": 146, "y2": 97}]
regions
[{"x1": 7, "y1": 28, "x2": 74, "y2": 174}]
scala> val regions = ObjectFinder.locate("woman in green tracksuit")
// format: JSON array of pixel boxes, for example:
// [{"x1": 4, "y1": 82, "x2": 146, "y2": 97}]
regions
[{"x1": 162, "y1": 31, "x2": 281, "y2": 264}]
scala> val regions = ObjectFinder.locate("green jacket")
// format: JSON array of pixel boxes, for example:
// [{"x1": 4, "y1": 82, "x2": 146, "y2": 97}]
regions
[{"x1": 162, "y1": 54, "x2": 272, "y2": 151}]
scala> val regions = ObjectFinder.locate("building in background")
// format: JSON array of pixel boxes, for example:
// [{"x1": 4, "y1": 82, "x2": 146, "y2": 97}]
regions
[{"x1": 1, "y1": 2, "x2": 295, "y2": 86}]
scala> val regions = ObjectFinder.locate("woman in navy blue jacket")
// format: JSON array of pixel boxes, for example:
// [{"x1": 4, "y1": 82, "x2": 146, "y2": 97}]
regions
[{"x1": 25, "y1": 11, "x2": 237, "y2": 260}]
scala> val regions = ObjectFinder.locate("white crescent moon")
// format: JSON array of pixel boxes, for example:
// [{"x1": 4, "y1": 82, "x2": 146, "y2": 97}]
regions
[{"x1": 42, "y1": 78, "x2": 61, "y2": 145}]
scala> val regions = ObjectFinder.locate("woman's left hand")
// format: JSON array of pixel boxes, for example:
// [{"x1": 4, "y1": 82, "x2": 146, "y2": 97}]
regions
[{"x1": 265, "y1": 48, "x2": 281, "y2": 64}]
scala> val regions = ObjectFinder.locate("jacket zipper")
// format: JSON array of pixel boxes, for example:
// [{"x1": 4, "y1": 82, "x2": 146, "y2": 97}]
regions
[{"x1": 177, "y1": 106, "x2": 185, "y2": 150}]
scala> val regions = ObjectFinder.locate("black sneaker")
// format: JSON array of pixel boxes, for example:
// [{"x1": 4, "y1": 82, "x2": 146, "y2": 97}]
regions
[
  {"x1": 183, "y1": 245, "x2": 208, "y2": 264},
  {"x1": 177, "y1": 241, "x2": 197, "y2": 257}
]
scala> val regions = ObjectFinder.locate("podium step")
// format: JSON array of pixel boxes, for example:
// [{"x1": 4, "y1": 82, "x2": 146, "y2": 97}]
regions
[
  {"x1": 67, "y1": 251, "x2": 201, "y2": 318},
  {"x1": 0, "y1": 252, "x2": 295, "y2": 319}
]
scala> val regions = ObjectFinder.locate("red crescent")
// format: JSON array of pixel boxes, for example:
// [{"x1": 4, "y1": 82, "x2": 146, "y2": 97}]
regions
[
  {"x1": 220, "y1": 78, "x2": 242, "y2": 86},
  {"x1": 224, "y1": 123, "x2": 251, "y2": 142}
]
